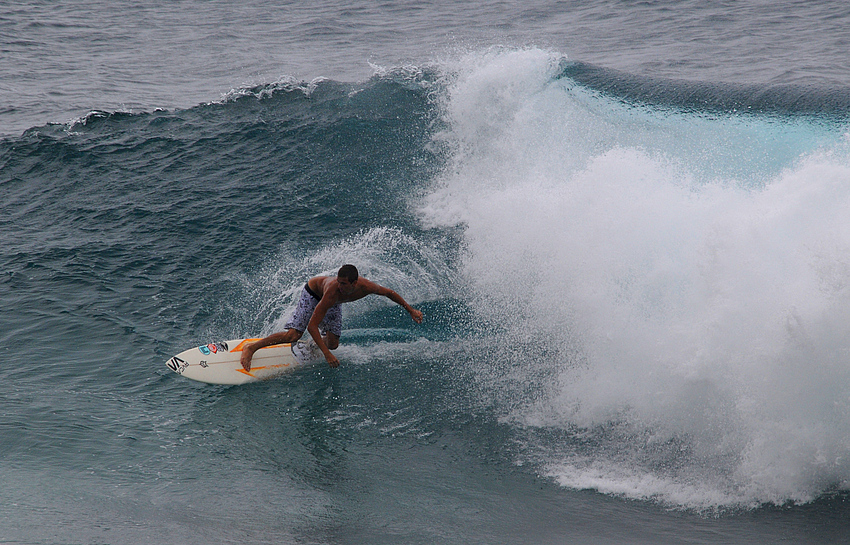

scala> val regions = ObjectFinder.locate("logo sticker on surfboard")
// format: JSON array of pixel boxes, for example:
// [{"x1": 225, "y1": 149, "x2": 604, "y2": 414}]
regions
[
  {"x1": 167, "y1": 356, "x2": 188, "y2": 374},
  {"x1": 198, "y1": 341, "x2": 228, "y2": 355}
]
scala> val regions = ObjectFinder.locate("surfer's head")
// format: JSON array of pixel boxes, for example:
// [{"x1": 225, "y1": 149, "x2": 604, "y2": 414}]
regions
[
  {"x1": 338, "y1": 264, "x2": 359, "y2": 283},
  {"x1": 337, "y1": 264, "x2": 359, "y2": 296}
]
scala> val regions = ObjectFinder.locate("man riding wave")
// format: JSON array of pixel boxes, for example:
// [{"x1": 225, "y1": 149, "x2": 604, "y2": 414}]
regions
[{"x1": 240, "y1": 264, "x2": 423, "y2": 370}]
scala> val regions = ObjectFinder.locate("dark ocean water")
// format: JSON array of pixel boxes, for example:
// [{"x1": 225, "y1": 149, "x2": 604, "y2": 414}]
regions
[{"x1": 3, "y1": 1, "x2": 850, "y2": 543}]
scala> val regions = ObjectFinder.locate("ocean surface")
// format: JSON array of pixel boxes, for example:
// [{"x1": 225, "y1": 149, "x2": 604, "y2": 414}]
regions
[{"x1": 3, "y1": 1, "x2": 850, "y2": 543}]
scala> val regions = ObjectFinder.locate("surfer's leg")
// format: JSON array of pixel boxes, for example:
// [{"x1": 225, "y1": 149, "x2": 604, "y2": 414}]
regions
[
  {"x1": 241, "y1": 328, "x2": 303, "y2": 370},
  {"x1": 281, "y1": 328, "x2": 303, "y2": 343},
  {"x1": 284, "y1": 288, "x2": 319, "y2": 333}
]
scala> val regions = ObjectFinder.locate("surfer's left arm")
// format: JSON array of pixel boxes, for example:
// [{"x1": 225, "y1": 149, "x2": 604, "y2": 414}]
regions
[{"x1": 368, "y1": 281, "x2": 423, "y2": 323}]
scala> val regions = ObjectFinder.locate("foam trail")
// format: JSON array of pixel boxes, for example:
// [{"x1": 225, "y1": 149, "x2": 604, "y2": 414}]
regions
[{"x1": 423, "y1": 48, "x2": 850, "y2": 509}]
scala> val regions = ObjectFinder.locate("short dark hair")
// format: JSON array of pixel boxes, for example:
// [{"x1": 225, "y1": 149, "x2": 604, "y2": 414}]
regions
[{"x1": 338, "y1": 264, "x2": 359, "y2": 282}]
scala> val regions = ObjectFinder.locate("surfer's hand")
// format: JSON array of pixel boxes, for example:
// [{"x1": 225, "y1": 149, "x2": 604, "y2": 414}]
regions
[
  {"x1": 326, "y1": 353, "x2": 340, "y2": 368},
  {"x1": 410, "y1": 308, "x2": 423, "y2": 323},
  {"x1": 240, "y1": 346, "x2": 255, "y2": 371}
]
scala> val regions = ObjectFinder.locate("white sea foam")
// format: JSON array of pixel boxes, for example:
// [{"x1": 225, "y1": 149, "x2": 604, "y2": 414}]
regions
[{"x1": 423, "y1": 48, "x2": 850, "y2": 509}]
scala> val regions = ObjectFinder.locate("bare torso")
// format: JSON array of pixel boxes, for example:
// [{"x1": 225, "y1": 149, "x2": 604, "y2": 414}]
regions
[{"x1": 307, "y1": 275, "x2": 378, "y2": 304}]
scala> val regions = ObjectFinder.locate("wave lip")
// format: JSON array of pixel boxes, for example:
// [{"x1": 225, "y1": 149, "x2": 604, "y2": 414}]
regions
[{"x1": 559, "y1": 61, "x2": 850, "y2": 118}]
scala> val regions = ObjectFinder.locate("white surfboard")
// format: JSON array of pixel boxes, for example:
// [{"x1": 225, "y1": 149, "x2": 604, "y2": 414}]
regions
[{"x1": 165, "y1": 337, "x2": 323, "y2": 385}]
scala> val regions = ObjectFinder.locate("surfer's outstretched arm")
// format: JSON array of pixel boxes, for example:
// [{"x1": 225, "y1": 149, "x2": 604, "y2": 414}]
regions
[{"x1": 365, "y1": 280, "x2": 423, "y2": 323}]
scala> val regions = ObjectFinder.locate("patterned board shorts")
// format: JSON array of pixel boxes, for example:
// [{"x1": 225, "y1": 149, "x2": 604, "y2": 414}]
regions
[{"x1": 284, "y1": 287, "x2": 342, "y2": 337}]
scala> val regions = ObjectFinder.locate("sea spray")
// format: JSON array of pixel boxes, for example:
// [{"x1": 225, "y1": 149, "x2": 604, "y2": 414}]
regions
[{"x1": 424, "y1": 48, "x2": 850, "y2": 508}]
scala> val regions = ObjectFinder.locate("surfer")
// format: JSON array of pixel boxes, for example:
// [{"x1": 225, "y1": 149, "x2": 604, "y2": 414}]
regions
[{"x1": 240, "y1": 264, "x2": 423, "y2": 370}]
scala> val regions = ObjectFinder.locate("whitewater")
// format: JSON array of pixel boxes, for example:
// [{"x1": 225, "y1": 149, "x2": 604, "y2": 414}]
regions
[
  {"x1": 3, "y1": 1, "x2": 850, "y2": 543},
  {"x1": 425, "y1": 48, "x2": 850, "y2": 510}
]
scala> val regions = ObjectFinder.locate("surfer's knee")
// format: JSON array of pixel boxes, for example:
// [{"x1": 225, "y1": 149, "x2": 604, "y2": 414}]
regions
[
  {"x1": 285, "y1": 329, "x2": 303, "y2": 342},
  {"x1": 325, "y1": 333, "x2": 339, "y2": 350}
]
